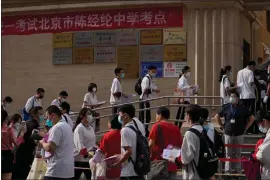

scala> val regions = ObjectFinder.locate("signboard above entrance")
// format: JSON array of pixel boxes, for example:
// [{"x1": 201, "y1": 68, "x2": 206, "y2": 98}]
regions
[{"x1": 2, "y1": 6, "x2": 183, "y2": 35}]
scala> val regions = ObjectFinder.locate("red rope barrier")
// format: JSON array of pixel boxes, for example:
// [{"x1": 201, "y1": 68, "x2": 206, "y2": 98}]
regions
[{"x1": 219, "y1": 158, "x2": 249, "y2": 163}]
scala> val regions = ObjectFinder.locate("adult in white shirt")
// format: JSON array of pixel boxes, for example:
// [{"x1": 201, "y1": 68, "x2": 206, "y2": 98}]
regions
[
  {"x1": 111, "y1": 104, "x2": 146, "y2": 179},
  {"x1": 23, "y1": 88, "x2": 45, "y2": 121},
  {"x1": 110, "y1": 68, "x2": 127, "y2": 115},
  {"x1": 1, "y1": 96, "x2": 13, "y2": 111},
  {"x1": 175, "y1": 66, "x2": 196, "y2": 129},
  {"x1": 82, "y1": 83, "x2": 104, "y2": 132},
  {"x1": 73, "y1": 107, "x2": 96, "y2": 180},
  {"x1": 256, "y1": 111, "x2": 270, "y2": 179},
  {"x1": 237, "y1": 60, "x2": 256, "y2": 133},
  {"x1": 59, "y1": 101, "x2": 74, "y2": 128},
  {"x1": 39, "y1": 105, "x2": 74, "y2": 179},
  {"x1": 140, "y1": 66, "x2": 160, "y2": 136},
  {"x1": 219, "y1": 65, "x2": 238, "y2": 105},
  {"x1": 51, "y1": 91, "x2": 68, "y2": 108}
]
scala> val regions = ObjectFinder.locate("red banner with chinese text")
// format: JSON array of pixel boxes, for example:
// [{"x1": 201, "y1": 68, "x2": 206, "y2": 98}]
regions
[{"x1": 2, "y1": 6, "x2": 183, "y2": 36}]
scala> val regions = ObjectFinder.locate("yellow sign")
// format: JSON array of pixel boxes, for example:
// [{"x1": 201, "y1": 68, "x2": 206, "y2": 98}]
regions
[
  {"x1": 117, "y1": 46, "x2": 139, "y2": 63},
  {"x1": 73, "y1": 47, "x2": 94, "y2": 64},
  {"x1": 140, "y1": 30, "x2": 162, "y2": 45},
  {"x1": 164, "y1": 45, "x2": 187, "y2": 61},
  {"x1": 163, "y1": 28, "x2": 186, "y2": 44},
  {"x1": 53, "y1": 33, "x2": 73, "y2": 48}
]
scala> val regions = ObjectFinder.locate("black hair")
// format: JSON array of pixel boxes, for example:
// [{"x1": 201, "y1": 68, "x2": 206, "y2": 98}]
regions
[
  {"x1": 157, "y1": 107, "x2": 170, "y2": 120},
  {"x1": 36, "y1": 88, "x2": 45, "y2": 94},
  {"x1": 59, "y1": 91, "x2": 68, "y2": 97},
  {"x1": 185, "y1": 104, "x2": 201, "y2": 123},
  {"x1": 110, "y1": 116, "x2": 122, "y2": 130},
  {"x1": 179, "y1": 66, "x2": 190, "y2": 78},
  {"x1": 247, "y1": 61, "x2": 256, "y2": 67},
  {"x1": 118, "y1": 104, "x2": 136, "y2": 118},
  {"x1": 3, "y1": 96, "x2": 13, "y2": 103},
  {"x1": 46, "y1": 105, "x2": 61, "y2": 117},
  {"x1": 199, "y1": 108, "x2": 209, "y2": 125},
  {"x1": 30, "y1": 106, "x2": 43, "y2": 119},
  {"x1": 219, "y1": 65, "x2": 232, "y2": 82},
  {"x1": 148, "y1": 66, "x2": 157, "y2": 70},
  {"x1": 230, "y1": 91, "x2": 240, "y2": 98},
  {"x1": 10, "y1": 113, "x2": 22, "y2": 124},
  {"x1": 114, "y1": 68, "x2": 123, "y2": 76},
  {"x1": 73, "y1": 108, "x2": 90, "y2": 132},
  {"x1": 60, "y1": 101, "x2": 70, "y2": 114},
  {"x1": 1, "y1": 109, "x2": 8, "y2": 126},
  {"x1": 255, "y1": 109, "x2": 270, "y2": 124},
  {"x1": 88, "y1": 83, "x2": 97, "y2": 93}
]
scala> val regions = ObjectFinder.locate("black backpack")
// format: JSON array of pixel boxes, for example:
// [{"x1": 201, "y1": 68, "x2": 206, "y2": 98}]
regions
[
  {"x1": 188, "y1": 128, "x2": 218, "y2": 179},
  {"x1": 127, "y1": 120, "x2": 151, "y2": 177},
  {"x1": 135, "y1": 76, "x2": 150, "y2": 95}
]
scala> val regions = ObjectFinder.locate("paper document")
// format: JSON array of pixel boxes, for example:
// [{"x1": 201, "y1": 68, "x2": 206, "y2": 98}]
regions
[{"x1": 162, "y1": 148, "x2": 181, "y2": 160}]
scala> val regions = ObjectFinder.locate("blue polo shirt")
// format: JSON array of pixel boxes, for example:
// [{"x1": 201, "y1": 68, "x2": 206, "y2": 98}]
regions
[{"x1": 218, "y1": 103, "x2": 251, "y2": 136}]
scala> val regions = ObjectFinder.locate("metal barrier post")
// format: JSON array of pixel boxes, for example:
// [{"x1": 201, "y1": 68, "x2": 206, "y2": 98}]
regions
[
  {"x1": 218, "y1": 160, "x2": 222, "y2": 180},
  {"x1": 209, "y1": 104, "x2": 212, "y2": 123}
]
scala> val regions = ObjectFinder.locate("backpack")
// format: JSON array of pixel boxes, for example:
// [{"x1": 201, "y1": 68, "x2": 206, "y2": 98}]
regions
[
  {"x1": 188, "y1": 128, "x2": 218, "y2": 179},
  {"x1": 22, "y1": 97, "x2": 35, "y2": 121},
  {"x1": 135, "y1": 76, "x2": 151, "y2": 95},
  {"x1": 214, "y1": 129, "x2": 225, "y2": 158},
  {"x1": 127, "y1": 120, "x2": 151, "y2": 177}
]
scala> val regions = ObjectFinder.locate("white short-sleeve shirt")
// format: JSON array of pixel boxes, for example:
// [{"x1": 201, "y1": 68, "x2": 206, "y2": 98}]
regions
[
  {"x1": 120, "y1": 120, "x2": 145, "y2": 177},
  {"x1": 45, "y1": 119, "x2": 74, "y2": 178},
  {"x1": 82, "y1": 93, "x2": 98, "y2": 108},
  {"x1": 237, "y1": 68, "x2": 255, "y2": 99},
  {"x1": 25, "y1": 96, "x2": 42, "y2": 113},
  {"x1": 110, "y1": 78, "x2": 122, "y2": 105},
  {"x1": 177, "y1": 76, "x2": 191, "y2": 102},
  {"x1": 140, "y1": 74, "x2": 157, "y2": 100},
  {"x1": 73, "y1": 123, "x2": 96, "y2": 162},
  {"x1": 51, "y1": 99, "x2": 61, "y2": 107},
  {"x1": 220, "y1": 75, "x2": 231, "y2": 104}
]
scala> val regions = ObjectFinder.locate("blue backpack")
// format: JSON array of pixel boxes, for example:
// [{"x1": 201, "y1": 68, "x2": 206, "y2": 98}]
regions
[{"x1": 22, "y1": 97, "x2": 35, "y2": 121}]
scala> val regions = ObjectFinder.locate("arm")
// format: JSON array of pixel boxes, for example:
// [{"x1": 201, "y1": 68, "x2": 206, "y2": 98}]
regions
[
  {"x1": 215, "y1": 114, "x2": 223, "y2": 129},
  {"x1": 248, "y1": 71, "x2": 255, "y2": 87},
  {"x1": 179, "y1": 78, "x2": 190, "y2": 91},
  {"x1": 40, "y1": 126, "x2": 60, "y2": 153},
  {"x1": 245, "y1": 115, "x2": 255, "y2": 132},
  {"x1": 25, "y1": 97, "x2": 34, "y2": 113},
  {"x1": 148, "y1": 124, "x2": 157, "y2": 153},
  {"x1": 74, "y1": 126, "x2": 87, "y2": 153},
  {"x1": 8, "y1": 128, "x2": 17, "y2": 147},
  {"x1": 181, "y1": 132, "x2": 196, "y2": 164},
  {"x1": 256, "y1": 136, "x2": 270, "y2": 162}
]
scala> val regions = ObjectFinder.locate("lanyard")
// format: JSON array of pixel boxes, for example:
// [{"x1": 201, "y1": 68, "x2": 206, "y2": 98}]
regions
[{"x1": 230, "y1": 104, "x2": 237, "y2": 118}]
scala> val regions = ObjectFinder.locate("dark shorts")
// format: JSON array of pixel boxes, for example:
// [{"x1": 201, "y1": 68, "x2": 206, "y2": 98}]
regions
[{"x1": 1, "y1": 150, "x2": 14, "y2": 173}]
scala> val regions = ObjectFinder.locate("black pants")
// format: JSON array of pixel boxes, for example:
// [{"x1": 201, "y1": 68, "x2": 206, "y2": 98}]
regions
[
  {"x1": 121, "y1": 176, "x2": 144, "y2": 180},
  {"x1": 241, "y1": 99, "x2": 258, "y2": 133},
  {"x1": 73, "y1": 161, "x2": 92, "y2": 180},
  {"x1": 2, "y1": 150, "x2": 14, "y2": 173},
  {"x1": 175, "y1": 101, "x2": 190, "y2": 129},
  {"x1": 44, "y1": 177, "x2": 71, "y2": 180},
  {"x1": 139, "y1": 100, "x2": 151, "y2": 137}
]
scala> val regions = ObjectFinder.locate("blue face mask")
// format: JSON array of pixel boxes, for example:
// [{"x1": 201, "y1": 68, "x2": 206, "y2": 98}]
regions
[
  {"x1": 203, "y1": 124, "x2": 210, "y2": 132},
  {"x1": 39, "y1": 115, "x2": 45, "y2": 122},
  {"x1": 120, "y1": 73, "x2": 125, "y2": 79},
  {"x1": 118, "y1": 116, "x2": 123, "y2": 125},
  {"x1": 45, "y1": 119, "x2": 53, "y2": 127}
]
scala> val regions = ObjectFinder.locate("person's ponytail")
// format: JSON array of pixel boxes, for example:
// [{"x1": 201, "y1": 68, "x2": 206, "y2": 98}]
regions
[{"x1": 73, "y1": 108, "x2": 89, "y2": 132}]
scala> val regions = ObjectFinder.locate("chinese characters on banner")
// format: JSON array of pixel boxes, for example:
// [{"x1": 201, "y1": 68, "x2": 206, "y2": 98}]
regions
[
  {"x1": 164, "y1": 45, "x2": 187, "y2": 61},
  {"x1": 73, "y1": 47, "x2": 94, "y2": 64},
  {"x1": 163, "y1": 28, "x2": 186, "y2": 44},
  {"x1": 94, "y1": 47, "x2": 116, "y2": 63},
  {"x1": 140, "y1": 29, "x2": 163, "y2": 45},
  {"x1": 140, "y1": 45, "x2": 163, "y2": 62},
  {"x1": 2, "y1": 7, "x2": 183, "y2": 35},
  {"x1": 53, "y1": 33, "x2": 73, "y2": 48},
  {"x1": 163, "y1": 62, "x2": 187, "y2": 77}
]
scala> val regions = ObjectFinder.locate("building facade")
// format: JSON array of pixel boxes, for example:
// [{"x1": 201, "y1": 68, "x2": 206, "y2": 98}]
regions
[{"x1": 2, "y1": 0, "x2": 270, "y2": 112}]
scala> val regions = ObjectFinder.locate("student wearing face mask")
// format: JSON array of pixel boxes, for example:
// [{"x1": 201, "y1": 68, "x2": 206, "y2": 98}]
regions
[
  {"x1": 110, "y1": 68, "x2": 127, "y2": 115},
  {"x1": 219, "y1": 65, "x2": 238, "y2": 105},
  {"x1": 13, "y1": 106, "x2": 44, "y2": 179},
  {"x1": 73, "y1": 108, "x2": 96, "y2": 180},
  {"x1": 51, "y1": 91, "x2": 68, "y2": 108},
  {"x1": 139, "y1": 66, "x2": 160, "y2": 137},
  {"x1": 256, "y1": 110, "x2": 270, "y2": 179},
  {"x1": 175, "y1": 66, "x2": 196, "y2": 129},
  {"x1": 215, "y1": 91, "x2": 255, "y2": 174},
  {"x1": 60, "y1": 101, "x2": 74, "y2": 128},
  {"x1": 2, "y1": 96, "x2": 13, "y2": 111},
  {"x1": 22, "y1": 88, "x2": 45, "y2": 121},
  {"x1": 9, "y1": 113, "x2": 23, "y2": 139}
]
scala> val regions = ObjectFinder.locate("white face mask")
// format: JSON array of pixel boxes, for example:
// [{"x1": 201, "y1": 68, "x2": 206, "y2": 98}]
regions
[
  {"x1": 186, "y1": 72, "x2": 191, "y2": 77},
  {"x1": 92, "y1": 88, "x2": 97, "y2": 93},
  {"x1": 87, "y1": 115, "x2": 94, "y2": 124}
]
